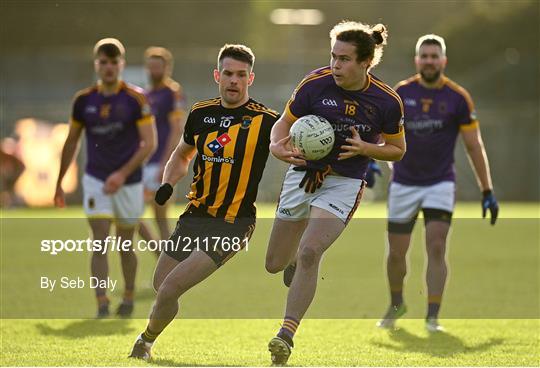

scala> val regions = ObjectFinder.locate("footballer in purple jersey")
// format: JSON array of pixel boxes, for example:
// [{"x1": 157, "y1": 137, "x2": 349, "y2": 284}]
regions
[
  {"x1": 377, "y1": 34, "x2": 498, "y2": 333},
  {"x1": 139, "y1": 47, "x2": 187, "y2": 247},
  {"x1": 266, "y1": 21, "x2": 406, "y2": 365},
  {"x1": 285, "y1": 66, "x2": 403, "y2": 179},
  {"x1": 55, "y1": 38, "x2": 157, "y2": 318}
]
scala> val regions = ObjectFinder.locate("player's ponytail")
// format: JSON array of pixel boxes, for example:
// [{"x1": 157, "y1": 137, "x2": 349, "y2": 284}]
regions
[
  {"x1": 371, "y1": 24, "x2": 387, "y2": 46},
  {"x1": 330, "y1": 20, "x2": 389, "y2": 69}
]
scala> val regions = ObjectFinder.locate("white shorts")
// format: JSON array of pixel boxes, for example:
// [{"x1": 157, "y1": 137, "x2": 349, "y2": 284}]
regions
[
  {"x1": 275, "y1": 166, "x2": 365, "y2": 223},
  {"x1": 82, "y1": 174, "x2": 144, "y2": 226},
  {"x1": 142, "y1": 163, "x2": 161, "y2": 192},
  {"x1": 387, "y1": 181, "x2": 455, "y2": 223}
]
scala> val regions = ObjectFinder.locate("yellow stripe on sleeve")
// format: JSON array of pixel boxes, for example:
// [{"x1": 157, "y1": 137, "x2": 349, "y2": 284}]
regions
[
  {"x1": 382, "y1": 125, "x2": 405, "y2": 139},
  {"x1": 136, "y1": 115, "x2": 155, "y2": 126},
  {"x1": 459, "y1": 120, "x2": 480, "y2": 131}
]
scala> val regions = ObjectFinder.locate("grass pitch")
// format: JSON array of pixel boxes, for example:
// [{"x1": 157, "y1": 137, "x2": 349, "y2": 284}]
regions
[{"x1": 1, "y1": 202, "x2": 539, "y2": 366}]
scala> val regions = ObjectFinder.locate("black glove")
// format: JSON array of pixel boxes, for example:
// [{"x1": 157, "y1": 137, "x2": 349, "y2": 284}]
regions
[
  {"x1": 155, "y1": 183, "x2": 173, "y2": 205},
  {"x1": 365, "y1": 159, "x2": 382, "y2": 188},
  {"x1": 482, "y1": 190, "x2": 499, "y2": 225},
  {"x1": 293, "y1": 165, "x2": 331, "y2": 194}
]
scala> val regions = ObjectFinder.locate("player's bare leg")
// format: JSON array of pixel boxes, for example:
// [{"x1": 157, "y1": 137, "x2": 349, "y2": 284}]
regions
[
  {"x1": 130, "y1": 251, "x2": 217, "y2": 360},
  {"x1": 89, "y1": 218, "x2": 112, "y2": 317},
  {"x1": 424, "y1": 219, "x2": 450, "y2": 332},
  {"x1": 116, "y1": 224, "x2": 138, "y2": 317},
  {"x1": 269, "y1": 207, "x2": 344, "y2": 365},
  {"x1": 265, "y1": 218, "x2": 308, "y2": 284},
  {"x1": 377, "y1": 231, "x2": 411, "y2": 328},
  {"x1": 138, "y1": 220, "x2": 155, "y2": 243},
  {"x1": 152, "y1": 252, "x2": 181, "y2": 292}
]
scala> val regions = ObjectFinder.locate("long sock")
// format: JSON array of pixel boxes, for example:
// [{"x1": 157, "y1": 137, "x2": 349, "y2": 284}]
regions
[
  {"x1": 123, "y1": 289, "x2": 134, "y2": 304},
  {"x1": 427, "y1": 295, "x2": 442, "y2": 318},
  {"x1": 96, "y1": 294, "x2": 109, "y2": 307},
  {"x1": 141, "y1": 326, "x2": 160, "y2": 344},
  {"x1": 277, "y1": 316, "x2": 299, "y2": 347},
  {"x1": 390, "y1": 286, "x2": 403, "y2": 307}
]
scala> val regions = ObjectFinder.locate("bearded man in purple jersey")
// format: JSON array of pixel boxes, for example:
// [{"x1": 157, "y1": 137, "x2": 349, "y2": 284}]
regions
[
  {"x1": 376, "y1": 34, "x2": 499, "y2": 332},
  {"x1": 265, "y1": 21, "x2": 406, "y2": 365},
  {"x1": 54, "y1": 38, "x2": 157, "y2": 318}
]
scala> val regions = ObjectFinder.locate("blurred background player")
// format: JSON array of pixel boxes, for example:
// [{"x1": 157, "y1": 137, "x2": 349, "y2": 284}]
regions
[
  {"x1": 265, "y1": 21, "x2": 405, "y2": 365},
  {"x1": 54, "y1": 38, "x2": 157, "y2": 318},
  {"x1": 0, "y1": 139, "x2": 24, "y2": 207},
  {"x1": 129, "y1": 44, "x2": 279, "y2": 361},
  {"x1": 138, "y1": 47, "x2": 187, "y2": 249},
  {"x1": 377, "y1": 34, "x2": 499, "y2": 332}
]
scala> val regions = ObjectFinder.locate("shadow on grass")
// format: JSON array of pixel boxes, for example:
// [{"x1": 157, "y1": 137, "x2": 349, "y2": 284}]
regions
[
  {"x1": 371, "y1": 327, "x2": 504, "y2": 358},
  {"x1": 36, "y1": 319, "x2": 135, "y2": 338},
  {"x1": 150, "y1": 358, "x2": 239, "y2": 367}
]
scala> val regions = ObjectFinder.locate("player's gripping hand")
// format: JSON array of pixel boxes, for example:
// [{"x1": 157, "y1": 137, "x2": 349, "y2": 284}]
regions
[
  {"x1": 338, "y1": 126, "x2": 369, "y2": 160},
  {"x1": 104, "y1": 171, "x2": 126, "y2": 194},
  {"x1": 270, "y1": 135, "x2": 306, "y2": 166},
  {"x1": 155, "y1": 183, "x2": 173, "y2": 205},
  {"x1": 294, "y1": 165, "x2": 331, "y2": 193},
  {"x1": 365, "y1": 159, "x2": 382, "y2": 188},
  {"x1": 482, "y1": 190, "x2": 499, "y2": 225}
]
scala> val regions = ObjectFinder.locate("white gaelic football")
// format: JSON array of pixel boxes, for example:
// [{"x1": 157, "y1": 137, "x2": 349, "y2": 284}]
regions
[{"x1": 290, "y1": 115, "x2": 335, "y2": 160}]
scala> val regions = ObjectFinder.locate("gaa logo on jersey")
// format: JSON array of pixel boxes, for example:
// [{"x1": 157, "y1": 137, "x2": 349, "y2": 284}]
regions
[{"x1": 207, "y1": 133, "x2": 232, "y2": 154}]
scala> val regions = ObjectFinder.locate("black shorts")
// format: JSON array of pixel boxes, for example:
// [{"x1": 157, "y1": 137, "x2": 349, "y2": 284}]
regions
[{"x1": 164, "y1": 205, "x2": 256, "y2": 267}]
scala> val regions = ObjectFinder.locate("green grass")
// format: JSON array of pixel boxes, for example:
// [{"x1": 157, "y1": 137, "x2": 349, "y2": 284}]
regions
[{"x1": 1, "y1": 202, "x2": 539, "y2": 366}]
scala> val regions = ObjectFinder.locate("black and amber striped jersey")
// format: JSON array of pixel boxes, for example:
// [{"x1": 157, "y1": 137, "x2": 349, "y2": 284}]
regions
[{"x1": 183, "y1": 97, "x2": 279, "y2": 222}]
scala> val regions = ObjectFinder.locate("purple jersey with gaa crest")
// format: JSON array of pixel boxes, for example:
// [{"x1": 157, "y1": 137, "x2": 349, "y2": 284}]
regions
[
  {"x1": 145, "y1": 78, "x2": 187, "y2": 164},
  {"x1": 285, "y1": 66, "x2": 404, "y2": 179},
  {"x1": 71, "y1": 81, "x2": 154, "y2": 184},
  {"x1": 392, "y1": 74, "x2": 479, "y2": 186}
]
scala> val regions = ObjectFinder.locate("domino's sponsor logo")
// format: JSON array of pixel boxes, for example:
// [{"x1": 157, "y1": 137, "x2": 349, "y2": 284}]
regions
[
  {"x1": 328, "y1": 203, "x2": 345, "y2": 215},
  {"x1": 322, "y1": 98, "x2": 338, "y2": 107},
  {"x1": 404, "y1": 98, "x2": 417, "y2": 107},
  {"x1": 201, "y1": 155, "x2": 235, "y2": 164},
  {"x1": 203, "y1": 116, "x2": 216, "y2": 124},
  {"x1": 206, "y1": 133, "x2": 232, "y2": 154}
]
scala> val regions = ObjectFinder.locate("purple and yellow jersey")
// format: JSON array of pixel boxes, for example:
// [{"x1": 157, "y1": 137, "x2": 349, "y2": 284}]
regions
[
  {"x1": 285, "y1": 66, "x2": 404, "y2": 179},
  {"x1": 183, "y1": 97, "x2": 279, "y2": 222},
  {"x1": 70, "y1": 81, "x2": 154, "y2": 184},
  {"x1": 145, "y1": 78, "x2": 187, "y2": 164},
  {"x1": 392, "y1": 74, "x2": 479, "y2": 186}
]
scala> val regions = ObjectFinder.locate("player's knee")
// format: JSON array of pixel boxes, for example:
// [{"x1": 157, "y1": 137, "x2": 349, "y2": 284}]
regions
[
  {"x1": 427, "y1": 242, "x2": 446, "y2": 261},
  {"x1": 387, "y1": 248, "x2": 406, "y2": 264},
  {"x1": 152, "y1": 275, "x2": 164, "y2": 292},
  {"x1": 157, "y1": 281, "x2": 182, "y2": 302},
  {"x1": 298, "y1": 246, "x2": 321, "y2": 269},
  {"x1": 265, "y1": 257, "x2": 286, "y2": 274}
]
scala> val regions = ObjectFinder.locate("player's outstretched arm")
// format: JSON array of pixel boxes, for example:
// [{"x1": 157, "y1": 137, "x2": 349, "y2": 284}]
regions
[
  {"x1": 54, "y1": 122, "x2": 84, "y2": 207},
  {"x1": 338, "y1": 126, "x2": 406, "y2": 161},
  {"x1": 269, "y1": 114, "x2": 306, "y2": 166},
  {"x1": 103, "y1": 122, "x2": 157, "y2": 194},
  {"x1": 162, "y1": 137, "x2": 196, "y2": 186},
  {"x1": 460, "y1": 127, "x2": 498, "y2": 224}
]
